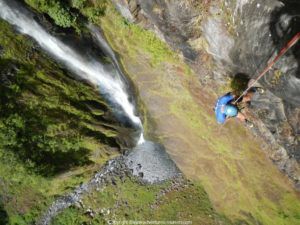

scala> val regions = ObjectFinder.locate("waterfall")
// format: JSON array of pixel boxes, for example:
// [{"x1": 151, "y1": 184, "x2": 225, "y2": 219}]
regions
[
  {"x1": 88, "y1": 24, "x2": 145, "y2": 144},
  {"x1": 0, "y1": 0, "x2": 144, "y2": 144}
]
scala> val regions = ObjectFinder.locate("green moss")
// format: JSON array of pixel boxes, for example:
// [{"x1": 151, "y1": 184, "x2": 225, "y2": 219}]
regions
[
  {"x1": 0, "y1": 18, "x2": 119, "y2": 172},
  {"x1": 0, "y1": 150, "x2": 53, "y2": 224},
  {"x1": 25, "y1": 0, "x2": 107, "y2": 30},
  {"x1": 51, "y1": 207, "x2": 93, "y2": 225},
  {"x1": 271, "y1": 69, "x2": 283, "y2": 85},
  {"x1": 95, "y1": 4, "x2": 177, "y2": 66},
  {"x1": 25, "y1": 0, "x2": 75, "y2": 28},
  {"x1": 71, "y1": 0, "x2": 87, "y2": 9},
  {"x1": 53, "y1": 177, "x2": 231, "y2": 224}
]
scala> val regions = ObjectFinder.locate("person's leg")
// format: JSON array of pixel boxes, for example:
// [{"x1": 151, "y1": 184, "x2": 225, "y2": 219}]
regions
[
  {"x1": 242, "y1": 91, "x2": 255, "y2": 103},
  {"x1": 236, "y1": 112, "x2": 246, "y2": 122},
  {"x1": 236, "y1": 111, "x2": 254, "y2": 127}
]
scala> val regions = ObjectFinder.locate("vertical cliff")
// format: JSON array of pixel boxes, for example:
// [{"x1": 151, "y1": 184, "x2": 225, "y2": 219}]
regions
[{"x1": 112, "y1": 0, "x2": 300, "y2": 189}]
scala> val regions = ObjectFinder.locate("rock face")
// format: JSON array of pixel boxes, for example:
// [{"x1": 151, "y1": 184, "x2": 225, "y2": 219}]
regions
[
  {"x1": 204, "y1": 0, "x2": 300, "y2": 188},
  {"x1": 112, "y1": 0, "x2": 300, "y2": 188}
]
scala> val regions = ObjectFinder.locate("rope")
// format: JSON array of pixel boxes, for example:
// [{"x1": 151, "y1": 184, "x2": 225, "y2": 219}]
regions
[{"x1": 233, "y1": 32, "x2": 300, "y2": 104}]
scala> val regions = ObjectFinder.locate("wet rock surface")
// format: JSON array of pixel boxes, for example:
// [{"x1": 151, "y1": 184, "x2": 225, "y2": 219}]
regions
[
  {"x1": 112, "y1": 0, "x2": 300, "y2": 189},
  {"x1": 125, "y1": 141, "x2": 181, "y2": 183}
]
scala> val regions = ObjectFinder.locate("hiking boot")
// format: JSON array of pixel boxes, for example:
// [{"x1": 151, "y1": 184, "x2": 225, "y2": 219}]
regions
[
  {"x1": 256, "y1": 87, "x2": 265, "y2": 94},
  {"x1": 251, "y1": 87, "x2": 265, "y2": 94}
]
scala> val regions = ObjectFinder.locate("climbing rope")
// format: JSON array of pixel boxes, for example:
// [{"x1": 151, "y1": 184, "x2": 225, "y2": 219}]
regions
[{"x1": 233, "y1": 32, "x2": 300, "y2": 104}]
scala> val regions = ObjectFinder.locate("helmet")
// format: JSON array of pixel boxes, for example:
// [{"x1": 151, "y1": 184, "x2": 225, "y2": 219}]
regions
[{"x1": 224, "y1": 105, "x2": 238, "y2": 117}]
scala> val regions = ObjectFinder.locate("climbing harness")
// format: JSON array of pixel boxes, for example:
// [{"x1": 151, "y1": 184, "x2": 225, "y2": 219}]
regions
[{"x1": 233, "y1": 32, "x2": 300, "y2": 104}]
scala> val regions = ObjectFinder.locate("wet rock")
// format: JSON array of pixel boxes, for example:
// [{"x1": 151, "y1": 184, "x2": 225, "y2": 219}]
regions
[
  {"x1": 85, "y1": 208, "x2": 95, "y2": 218},
  {"x1": 0, "y1": 61, "x2": 19, "y2": 86},
  {"x1": 125, "y1": 141, "x2": 181, "y2": 183},
  {"x1": 111, "y1": 178, "x2": 117, "y2": 186},
  {"x1": 111, "y1": 0, "x2": 136, "y2": 23}
]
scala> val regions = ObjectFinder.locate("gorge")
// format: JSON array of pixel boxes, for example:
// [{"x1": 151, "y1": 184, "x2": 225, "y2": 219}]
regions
[{"x1": 0, "y1": 0, "x2": 300, "y2": 225}]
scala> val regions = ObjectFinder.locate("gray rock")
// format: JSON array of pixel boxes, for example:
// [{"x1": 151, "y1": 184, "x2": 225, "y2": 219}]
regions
[{"x1": 125, "y1": 141, "x2": 181, "y2": 183}]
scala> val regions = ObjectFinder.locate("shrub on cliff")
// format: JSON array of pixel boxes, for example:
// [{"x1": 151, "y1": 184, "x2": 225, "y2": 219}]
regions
[
  {"x1": 25, "y1": 0, "x2": 75, "y2": 28},
  {"x1": 47, "y1": 2, "x2": 74, "y2": 28},
  {"x1": 25, "y1": 0, "x2": 108, "y2": 28},
  {"x1": 72, "y1": 0, "x2": 87, "y2": 9}
]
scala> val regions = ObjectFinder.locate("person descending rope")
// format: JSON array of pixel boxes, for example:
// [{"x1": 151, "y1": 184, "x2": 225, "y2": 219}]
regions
[
  {"x1": 214, "y1": 89, "x2": 256, "y2": 125},
  {"x1": 214, "y1": 32, "x2": 300, "y2": 125}
]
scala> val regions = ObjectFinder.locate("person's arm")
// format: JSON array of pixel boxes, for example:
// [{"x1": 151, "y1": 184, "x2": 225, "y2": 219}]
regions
[
  {"x1": 217, "y1": 112, "x2": 227, "y2": 125},
  {"x1": 220, "y1": 93, "x2": 235, "y2": 105}
]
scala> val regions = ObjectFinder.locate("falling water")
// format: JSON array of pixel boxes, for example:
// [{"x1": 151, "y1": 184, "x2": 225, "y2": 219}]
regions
[
  {"x1": 88, "y1": 24, "x2": 145, "y2": 144},
  {"x1": 0, "y1": 0, "x2": 145, "y2": 144}
]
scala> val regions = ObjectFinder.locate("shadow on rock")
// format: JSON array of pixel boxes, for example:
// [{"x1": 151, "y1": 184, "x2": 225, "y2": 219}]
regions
[
  {"x1": 230, "y1": 73, "x2": 250, "y2": 95},
  {"x1": 0, "y1": 200, "x2": 8, "y2": 225},
  {"x1": 125, "y1": 141, "x2": 181, "y2": 183},
  {"x1": 270, "y1": 0, "x2": 300, "y2": 79}
]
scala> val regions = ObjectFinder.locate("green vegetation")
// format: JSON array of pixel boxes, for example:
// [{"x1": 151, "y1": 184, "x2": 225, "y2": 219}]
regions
[
  {"x1": 0, "y1": 19, "x2": 119, "y2": 174},
  {"x1": 0, "y1": 199, "x2": 9, "y2": 225},
  {"x1": 220, "y1": 1, "x2": 237, "y2": 36},
  {"x1": 25, "y1": 0, "x2": 75, "y2": 28},
  {"x1": 47, "y1": 1, "x2": 74, "y2": 28},
  {"x1": 52, "y1": 177, "x2": 231, "y2": 225},
  {"x1": 71, "y1": 0, "x2": 87, "y2": 10},
  {"x1": 25, "y1": 0, "x2": 107, "y2": 29},
  {"x1": 96, "y1": 4, "x2": 177, "y2": 66},
  {"x1": 24, "y1": 0, "x2": 171, "y2": 66},
  {"x1": 0, "y1": 13, "x2": 119, "y2": 223},
  {"x1": 271, "y1": 69, "x2": 283, "y2": 85}
]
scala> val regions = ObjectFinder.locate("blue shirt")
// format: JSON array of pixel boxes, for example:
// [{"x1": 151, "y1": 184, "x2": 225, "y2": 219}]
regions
[{"x1": 214, "y1": 93, "x2": 234, "y2": 124}]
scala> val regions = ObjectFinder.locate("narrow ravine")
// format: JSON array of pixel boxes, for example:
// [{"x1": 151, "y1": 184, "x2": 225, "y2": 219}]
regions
[{"x1": 1, "y1": 0, "x2": 300, "y2": 224}]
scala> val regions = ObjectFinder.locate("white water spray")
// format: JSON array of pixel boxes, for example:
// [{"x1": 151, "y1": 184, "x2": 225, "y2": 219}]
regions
[
  {"x1": 0, "y1": 0, "x2": 145, "y2": 144},
  {"x1": 88, "y1": 24, "x2": 145, "y2": 144}
]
